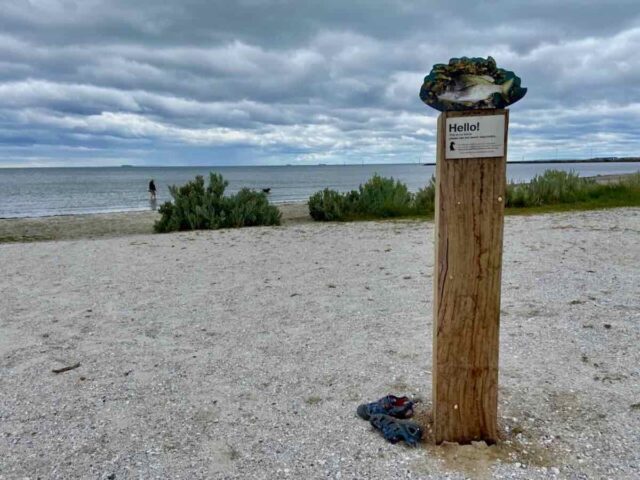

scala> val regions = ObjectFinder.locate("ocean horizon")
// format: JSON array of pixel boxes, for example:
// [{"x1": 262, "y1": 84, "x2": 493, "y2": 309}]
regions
[{"x1": 2, "y1": 162, "x2": 639, "y2": 218}]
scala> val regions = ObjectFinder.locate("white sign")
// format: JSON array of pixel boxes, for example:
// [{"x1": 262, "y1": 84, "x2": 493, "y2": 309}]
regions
[{"x1": 445, "y1": 114, "x2": 505, "y2": 159}]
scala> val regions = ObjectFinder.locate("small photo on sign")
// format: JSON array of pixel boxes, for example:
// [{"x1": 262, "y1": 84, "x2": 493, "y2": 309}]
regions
[{"x1": 445, "y1": 114, "x2": 505, "y2": 159}]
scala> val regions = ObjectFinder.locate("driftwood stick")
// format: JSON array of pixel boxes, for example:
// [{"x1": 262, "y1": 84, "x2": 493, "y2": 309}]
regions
[{"x1": 52, "y1": 362, "x2": 81, "y2": 374}]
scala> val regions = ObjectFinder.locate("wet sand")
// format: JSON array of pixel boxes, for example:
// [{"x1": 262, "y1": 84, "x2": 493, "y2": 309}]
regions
[{"x1": 0, "y1": 202, "x2": 311, "y2": 243}]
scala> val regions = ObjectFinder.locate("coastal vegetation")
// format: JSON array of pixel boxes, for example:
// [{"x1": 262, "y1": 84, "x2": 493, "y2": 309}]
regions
[
  {"x1": 308, "y1": 174, "x2": 436, "y2": 221},
  {"x1": 154, "y1": 173, "x2": 281, "y2": 232},
  {"x1": 506, "y1": 170, "x2": 640, "y2": 211},
  {"x1": 308, "y1": 170, "x2": 640, "y2": 221},
  {"x1": 2, "y1": 170, "x2": 639, "y2": 243}
]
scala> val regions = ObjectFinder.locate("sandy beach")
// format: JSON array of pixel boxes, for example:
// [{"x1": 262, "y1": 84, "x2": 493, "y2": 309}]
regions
[
  {"x1": 0, "y1": 202, "x2": 311, "y2": 243},
  {"x1": 1, "y1": 208, "x2": 639, "y2": 479}
]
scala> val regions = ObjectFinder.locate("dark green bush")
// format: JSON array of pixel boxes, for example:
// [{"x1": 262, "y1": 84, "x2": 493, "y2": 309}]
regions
[
  {"x1": 154, "y1": 173, "x2": 281, "y2": 233},
  {"x1": 309, "y1": 169, "x2": 640, "y2": 222},
  {"x1": 308, "y1": 174, "x2": 436, "y2": 221},
  {"x1": 355, "y1": 174, "x2": 413, "y2": 217},
  {"x1": 414, "y1": 175, "x2": 436, "y2": 215},
  {"x1": 308, "y1": 188, "x2": 351, "y2": 221},
  {"x1": 227, "y1": 188, "x2": 282, "y2": 227}
]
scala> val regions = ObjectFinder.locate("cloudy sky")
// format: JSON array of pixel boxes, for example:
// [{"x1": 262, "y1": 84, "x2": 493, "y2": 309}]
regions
[{"x1": 1, "y1": 0, "x2": 639, "y2": 167}]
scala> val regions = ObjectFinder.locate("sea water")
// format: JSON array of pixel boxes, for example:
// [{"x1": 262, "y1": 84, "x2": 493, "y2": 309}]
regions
[{"x1": 1, "y1": 162, "x2": 639, "y2": 218}]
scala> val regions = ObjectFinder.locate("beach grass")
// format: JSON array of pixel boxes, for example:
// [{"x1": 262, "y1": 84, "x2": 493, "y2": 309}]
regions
[
  {"x1": 309, "y1": 170, "x2": 640, "y2": 222},
  {"x1": 505, "y1": 187, "x2": 640, "y2": 215},
  {"x1": 504, "y1": 171, "x2": 640, "y2": 214},
  {"x1": 506, "y1": 170, "x2": 640, "y2": 206}
]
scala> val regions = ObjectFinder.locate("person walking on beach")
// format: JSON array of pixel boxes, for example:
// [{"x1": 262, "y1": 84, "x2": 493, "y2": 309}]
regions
[{"x1": 148, "y1": 179, "x2": 157, "y2": 201}]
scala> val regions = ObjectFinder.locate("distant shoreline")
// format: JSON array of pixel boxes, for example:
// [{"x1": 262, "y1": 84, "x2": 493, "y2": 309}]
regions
[
  {"x1": 510, "y1": 158, "x2": 640, "y2": 164},
  {"x1": 2, "y1": 158, "x2": 640, "y2": 169},
  {"x1": 0, "y1": 173, "x2": 637, "y2": 243},
  {"x1": 422, "y1": 158, "x2": 640, "y2": 166}
]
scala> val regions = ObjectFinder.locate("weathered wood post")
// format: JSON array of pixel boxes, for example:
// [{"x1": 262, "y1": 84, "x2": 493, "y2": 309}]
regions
[
  {"x1": 432, "y1": 109, "x2": 508, "y2": 444},
  {"x1": 419, "y1": 56, "x2": 526, "y2": 444}
]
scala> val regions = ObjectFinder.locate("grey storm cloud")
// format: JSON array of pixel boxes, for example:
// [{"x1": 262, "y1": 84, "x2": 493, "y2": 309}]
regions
[{"x1": 0, "y1": 0, "x2": 640, "y2": 166}]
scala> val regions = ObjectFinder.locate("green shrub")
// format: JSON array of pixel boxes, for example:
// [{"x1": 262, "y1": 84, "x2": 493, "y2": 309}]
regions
[
  {"x1": 355, "y1": 174, "x2": 413, "y2": 217},
  {"x1": 308, "y1": 169, "x2": 640, "y2": 221},
  {"x1": 227, "y1": 188, "x2": 282, "y2": 227},
  {"x1": 308, "y1": 174, "x2": 435, "y2": 221},
  {"x1": 505, "y1": 180, "x2": 528, "y2": 208},
  {"x1": 507, "y1": 170, "x2": 595, "y2": 207},
  {"x1": 308, "y1": 188, "x2": 351, "y2": 221},
  {"x1": 414, "y1": 175, "x2": 436, "y2": 215},
  {"x1": 506, "y1": 169, "x2": 640, "y2": 210},
  {"x1": 154, "y1": 173, "x2": 281, "y2": 233}
]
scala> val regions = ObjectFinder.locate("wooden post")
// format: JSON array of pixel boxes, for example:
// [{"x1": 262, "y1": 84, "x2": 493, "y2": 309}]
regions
[{"x1": 432, "y1": 109, "x2": 509, "y2": 444}]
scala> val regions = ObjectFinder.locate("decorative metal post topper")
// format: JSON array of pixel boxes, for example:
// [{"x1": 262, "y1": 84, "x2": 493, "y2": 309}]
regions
[
  {"x1": 419, "y1": 56, "x2": 526, "y2": 112},
  {"x1": 420, "y1": 57, "x2": 526, "y2": 444}
]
